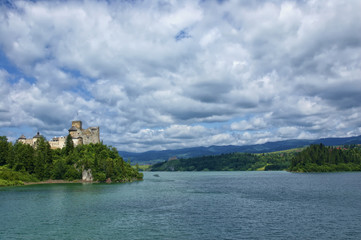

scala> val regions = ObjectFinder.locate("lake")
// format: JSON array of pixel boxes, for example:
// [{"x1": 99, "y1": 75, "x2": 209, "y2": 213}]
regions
[{"x1": 1, "y1": 171, "x2": 361, "y2": 239}]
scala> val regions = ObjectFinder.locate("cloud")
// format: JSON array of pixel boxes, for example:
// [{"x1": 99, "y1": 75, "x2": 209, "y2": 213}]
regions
[
  {"x1": 0, "y1": 0, "x2": 361, "y2": 152},
  {"x1": 231, "y1": 117, "x2": 268, "y2": 131}
]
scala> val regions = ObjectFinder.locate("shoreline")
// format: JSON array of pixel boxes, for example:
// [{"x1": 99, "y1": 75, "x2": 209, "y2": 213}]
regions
[
  {"x1": 22, "y1": 177, "x2": 143, "y2": 186},
  {"x1": 1, "y1": 178, "x2": 143, "y2": 187},
  {"x1": 23, "y1": 179, "x2": 98, "y2": 185}
]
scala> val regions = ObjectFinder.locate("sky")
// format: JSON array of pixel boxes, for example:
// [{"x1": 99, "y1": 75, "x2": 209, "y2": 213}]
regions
[{"x1": 0, "y1": 0, "x2": 361, "y2": 152}]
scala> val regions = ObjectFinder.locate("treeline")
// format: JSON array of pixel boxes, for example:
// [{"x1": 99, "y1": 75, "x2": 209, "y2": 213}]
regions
[
  {"x1": 290, "y1": 144, "x2": 361, "y2": 172},
  {"x1": 151, "y1": 144, "x2": 361, "y2": 172},
  {"x1": 150, "y1": 151, "x2": 295, "y2": 171},
  {"x1": 0, "y1": 135, "x2": 143, "y2": 186}
]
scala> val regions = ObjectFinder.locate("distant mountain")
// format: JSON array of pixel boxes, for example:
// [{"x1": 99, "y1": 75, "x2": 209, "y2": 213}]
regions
[{"x1": 119, "y1": 135, "x2": 361, "y2": 164}]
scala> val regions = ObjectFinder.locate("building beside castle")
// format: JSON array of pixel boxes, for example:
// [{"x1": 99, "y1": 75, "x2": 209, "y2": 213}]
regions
[
  {"x1": 18, "y1": 121, "x2": 100, "y2": 149},
  {"x1": 17, "y1": 132, "x2": 45, "y2": 148}
]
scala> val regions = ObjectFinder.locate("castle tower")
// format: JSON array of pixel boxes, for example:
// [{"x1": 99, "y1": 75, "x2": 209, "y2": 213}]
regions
[
  {"x1": 69, "y1": 121, "x2": 82, "y2": 138},
  {"x1": 68, "y1": 126, "x2": 78, "y2": 138},
  {"x1": 18, "y1": 134, "x2": 26, "y2": 141},
  {"x1": 72, "y1": 121, "x2": 82, "y2": 129}
]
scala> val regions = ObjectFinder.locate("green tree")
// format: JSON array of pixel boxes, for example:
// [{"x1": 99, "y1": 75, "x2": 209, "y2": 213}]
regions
[
  {"x1": 51, "y1": 156, "x2": 67, "y2": 179},
  {"x1": 64, "y1": 134, "x2": 74, "y2": 156},
  {"x1": 12, "y1": 142, "x2": 35, "y2": 172},
  {"x1": 0, "y1": 136, "x2": 10, "y2": 166},
  {"x1": 64, "y1": 165, "x2": 81, "y2": 180},
  {"x1": 34, "y1": 138, "x2": 52, "y2": 180}
]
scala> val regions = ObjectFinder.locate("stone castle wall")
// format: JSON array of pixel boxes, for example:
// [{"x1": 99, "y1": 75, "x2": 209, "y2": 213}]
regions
[
  {"x1": 48, "y1": 136, "x2": 66, "y2": 149},
  {"x1": 18, "y1": 138, "x2": 35, "y2": 146},
  {"x1": 69, "y1": 121, "x2": 100, "y2": 146}
]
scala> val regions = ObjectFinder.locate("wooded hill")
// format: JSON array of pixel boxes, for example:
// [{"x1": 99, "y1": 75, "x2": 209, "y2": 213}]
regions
[
  {"x1": 0, "y1": 135, "x2": 143, "y2": 186},
  {"x1": 150, "y1": 144, "x2": 361, "y2": 172},
  {"x1": 290, "y1": 144, "x2": 361, "y2": 172},
  {"x1": 150, "y1": 150, "x2": 297, "y2": 171},
  {"x1": 121, "y1": 135, "x2": 361, "y2": 164}
]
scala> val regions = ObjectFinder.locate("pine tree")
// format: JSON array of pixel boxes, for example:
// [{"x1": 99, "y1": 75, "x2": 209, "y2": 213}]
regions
[
  {"x1": 34, "y1": 138, "x2": 51, "y2": 180},
  {"x1": 64, "y1": 134, "x2": 74, "y2": 156},
  {"x1": 0, "y1": 136, "x2": 10, "y2": 166}
]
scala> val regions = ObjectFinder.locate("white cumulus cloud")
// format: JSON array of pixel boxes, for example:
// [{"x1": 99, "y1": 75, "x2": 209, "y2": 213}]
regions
[{"x1": 0, "y1": 0, "x2": 361, "y2": 152}]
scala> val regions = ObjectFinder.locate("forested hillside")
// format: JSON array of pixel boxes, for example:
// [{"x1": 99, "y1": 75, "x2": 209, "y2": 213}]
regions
[
  {"x1": 0, "y1": 136, "x2": 143, "y2": 186},
  {"x1": 151, "y1": 144, "x2": 361, "y2": 172},
  {"x1": 121, "y1": 135, "x2": 361, "y2": 164},
  {"x1": 150, "y1": 151, "x2": 296, "y2": 171},
  {"x1": 290, "y1": 144, "x2": 361, "y2": 172}
]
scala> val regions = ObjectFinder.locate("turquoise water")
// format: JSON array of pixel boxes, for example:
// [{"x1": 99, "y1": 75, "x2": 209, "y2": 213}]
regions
[{"x1": 1, "y1": 171, "x2": 361, "y2": 239}]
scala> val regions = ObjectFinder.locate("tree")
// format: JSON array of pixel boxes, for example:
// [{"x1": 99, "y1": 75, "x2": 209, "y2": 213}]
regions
[
  {"x1": 64, "y1": 134, "x2": 74, "y2": 156},
  {"x1": 51, "y1": 156, "x2": 67, "y2": 179},
  {"x1": 12, "y1": 142, "x2": 35, "y2": 172},
  {"x1": 34, "y1": 138, "x2": 52, "y2": 180},
  {"x1": 0, "y1": 136, "x2": 10, "y2": 166}
]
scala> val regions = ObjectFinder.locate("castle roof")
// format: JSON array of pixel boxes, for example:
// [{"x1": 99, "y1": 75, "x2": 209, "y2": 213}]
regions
[
  {"x1": 18, "y1": 134, "x2": 26, "y2": 140},
  {"x1": 68, "y1": 126, "x2": 77, "y2": 131},
  {"x1": 33, "y1": 132, "x2": 44, "y2": 138}
]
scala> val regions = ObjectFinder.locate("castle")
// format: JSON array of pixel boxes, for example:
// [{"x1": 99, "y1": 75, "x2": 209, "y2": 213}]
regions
[{"x1": 17, "y1": 121, "x2": 100, "y2": 149}]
